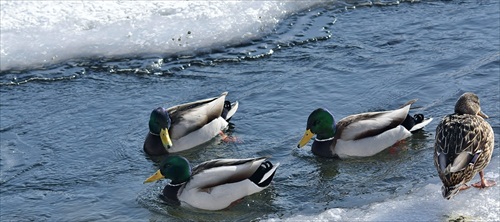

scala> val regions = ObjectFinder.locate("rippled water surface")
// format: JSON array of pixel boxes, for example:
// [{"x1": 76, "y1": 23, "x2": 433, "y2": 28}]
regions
[{"x1": 1, "y1": 0, "x2": 499, "y2": 221}]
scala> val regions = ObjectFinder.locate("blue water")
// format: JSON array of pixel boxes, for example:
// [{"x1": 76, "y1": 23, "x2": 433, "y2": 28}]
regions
[{"x1": 1, "y1": 0, "x2": 499, "y2": 221}]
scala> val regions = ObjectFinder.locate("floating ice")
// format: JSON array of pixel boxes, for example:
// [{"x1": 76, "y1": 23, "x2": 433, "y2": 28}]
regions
[{"x1": 0, "y1": 1, "x2": 322, "y2": 71}]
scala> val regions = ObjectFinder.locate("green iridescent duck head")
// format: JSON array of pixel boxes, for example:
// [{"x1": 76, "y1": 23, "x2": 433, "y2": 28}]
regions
[
  {"x1": 148, "y1": 107, "x2": 173, "y2": 149},
  {"x1": 144, "y1": 155, "x2": 192, "y2": 185},
  {"x1": 297, "y1": 108, "x2": 337, "y2": 148}
]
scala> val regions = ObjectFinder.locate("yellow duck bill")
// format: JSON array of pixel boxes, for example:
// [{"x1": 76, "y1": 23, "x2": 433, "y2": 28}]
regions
[
  {"x1": 160, "y1": 128, "x2": 173, "y2": 149},
  {"x1": 144, "y1": 170, "x2": 165, "y2": 183},
  {"x1": 297, "y1": 129, "x2": 314, "y2": 148}
]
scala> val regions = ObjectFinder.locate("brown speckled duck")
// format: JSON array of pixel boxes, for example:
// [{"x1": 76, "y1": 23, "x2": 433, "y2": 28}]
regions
[
  {"x1": 434, "y1": 92, "x2": 496, "y2": 199},
  {"x1": 143, "y1": 92, "x2": 238, "y2": 156}
]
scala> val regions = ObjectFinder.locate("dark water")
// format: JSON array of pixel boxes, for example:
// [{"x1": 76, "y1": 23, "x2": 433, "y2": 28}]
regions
[{"x1": 1, "y1": 1, "x2": 499, "y2": 221}]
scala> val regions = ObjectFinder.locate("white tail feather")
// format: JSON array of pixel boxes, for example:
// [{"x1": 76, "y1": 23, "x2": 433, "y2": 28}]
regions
[
  {"x1": 225, "y1": 101, "x2": 238, "y2": 120},
  {"x1": 259, "y1": 162, "x2": 280, "y2": 184},
  {"x1": 410, "y1": 117, "x2": 433, "y2": 132}
]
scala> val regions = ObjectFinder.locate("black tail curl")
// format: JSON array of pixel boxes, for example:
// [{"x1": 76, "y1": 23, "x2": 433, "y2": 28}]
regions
[
  {"x1": 221, "y1": 101, "x2": 232, "y2": 120},
  {"x1": 249, "y1": 161, "x2": 276, "y2": 187},
  {"x1": 401, "y1": 113, "x2": 425, "y2": 131}
]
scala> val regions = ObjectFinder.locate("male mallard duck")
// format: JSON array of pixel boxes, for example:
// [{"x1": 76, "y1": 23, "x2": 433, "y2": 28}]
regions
[
  {"x1": 144, "y1": 92, "x2": 238, "y2": 156},
  {"x1": 144, "y1": 155, "x2": 279, "y2": 211},
  {"x1": 434, "y1": 92, "x2": 496, "y2": 199},
  {"x1": 297, "y1": 99, "x2": 433, "y2": 158}
]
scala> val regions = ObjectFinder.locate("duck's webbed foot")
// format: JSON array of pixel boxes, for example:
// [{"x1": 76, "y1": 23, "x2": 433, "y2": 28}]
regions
[
  {"x1": 219, "y1": 131, "x2": 242, "y2": 143},
  {"x1": 471, "y1": 171, "x2": 497, "y2": 188},
  {"x1": 458, "y1": 184, "x2": 470, "y2": 191}
]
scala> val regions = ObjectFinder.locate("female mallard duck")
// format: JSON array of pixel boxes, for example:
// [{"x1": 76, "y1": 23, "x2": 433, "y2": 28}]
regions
[
  {"x1": 144, "y1": 92, "x2": 238, "y2": 156},
  {"x1": 297, "y1": 99, "x2": 433, "y2": 158},
  {"x1": 144, "y1": 155, "x2": 279, "y2": 211},
  {"x1": 434, "y1": 92, "x2": 495, "y2": 199}
]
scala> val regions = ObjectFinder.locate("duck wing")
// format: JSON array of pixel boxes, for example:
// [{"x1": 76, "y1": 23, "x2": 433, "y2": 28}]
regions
[
  {"x1": 179, "y1": 157, "x2": 277, "y2": 210},
  {"x1": 336, "y1": 100, "x2": 413, "y2": 141},
  {"x1": 434, "y1": 114, "x2": 494, "y2": 177},
  {"x1": 167, "y1": 92, "x2": 227, "y2": 139},
  {"x1": 187, "y1": 157, "x2": 267, "y2": 190}
]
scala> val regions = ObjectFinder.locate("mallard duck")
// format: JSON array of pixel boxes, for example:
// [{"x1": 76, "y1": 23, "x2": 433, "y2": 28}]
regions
[
  {"x1": 143, "y1": 92, "x2": 238, "y2": 156},
  {"x1": 297, "y1": 99, "x2": 433, "y2": 158},
  {"x1": 434, "y1": 92, "x2": 496, "y2": 199},
  {"x1": 144, "y1": 155, "x2": 279, "y2": 211}
]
